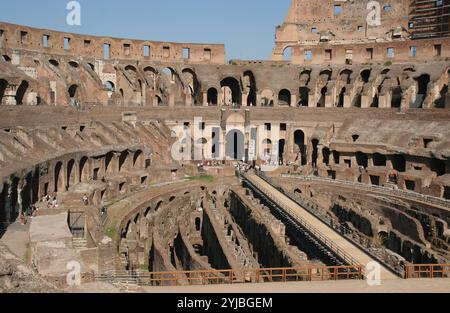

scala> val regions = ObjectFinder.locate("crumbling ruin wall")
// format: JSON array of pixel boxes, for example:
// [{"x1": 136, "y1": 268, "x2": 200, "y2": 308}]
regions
[{"x1": 229, "y1": 189, "x2": 308, "y2": 268}]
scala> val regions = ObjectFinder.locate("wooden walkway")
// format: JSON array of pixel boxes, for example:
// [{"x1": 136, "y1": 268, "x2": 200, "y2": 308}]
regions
[{"x1": 246, "y1": 174, "x2": 399, "y2": 280}]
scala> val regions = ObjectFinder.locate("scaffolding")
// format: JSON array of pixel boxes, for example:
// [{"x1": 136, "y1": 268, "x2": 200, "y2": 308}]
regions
[{"x1": 410, "y1": 0, "x2": 450, "y2": 39}]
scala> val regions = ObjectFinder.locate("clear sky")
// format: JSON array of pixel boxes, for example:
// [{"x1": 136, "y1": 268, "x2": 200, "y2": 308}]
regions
[{"x1": 0, "y1": 0, "x2": 291, "y2": 60}]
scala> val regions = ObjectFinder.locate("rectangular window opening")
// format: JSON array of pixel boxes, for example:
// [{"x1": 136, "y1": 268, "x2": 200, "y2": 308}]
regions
[
  {"x1": 143, "y1": 45, "x2": 150, "y2": 57},
  {"x1": 42, "y1": 34, "x2": 50, "y2": 48},
  {"x1": 123, "y1": 43, "x2": 131, "y2": 56},
  {"x1": 306, "y1": 50, "x2": 312, "y2": 61},
  {"x1": 20, "y1": 31, "x2": 28, "y2": 44},
  {"x1": 103, "y1": 43, "x2": 111, "y2": 60},
  {"x1": 387, "y1": 47, "x2": 394, "y2": 58},
  {"x1": 163, "y1": 46, "x2": 170, "y2": 58},
  {"x1": 183, "y1": 47, "x2": 190, "y2": 59},
  {"x1": 64, "y1": 37, "x2": 71, "y2": 50},
  {"x1": 434, "y1": 44, "x2": 442, "y2": 57},
  {"x1": 204, "y1": 48, "x2": 212, "y2": 61}
]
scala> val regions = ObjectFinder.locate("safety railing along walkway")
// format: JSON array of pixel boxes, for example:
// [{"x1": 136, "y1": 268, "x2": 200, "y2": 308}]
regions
[
  {"x1": 282, "y1": 174, "x2": 450, "y2": 209},
  {"x1": 241, "y1": 173, "x2": 363, "y2": 269},
  {"x1": 257, "y1": 172, "x2": 405, "y2": 276},
  {"x1": 96, "y1": 265, "x2": 363, "y2": 287},
  {"x1": 405, "y1": 264, "x2": 450, "y2": 279}
]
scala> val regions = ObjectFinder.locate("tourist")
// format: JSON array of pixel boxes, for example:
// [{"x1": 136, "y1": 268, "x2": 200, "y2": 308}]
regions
[
  {"x1": 52, "y1": 197, "x2": 59, "y2": 208},
  {"x1": 82, "y1": 194, "x2": 89, "y2": 206}
]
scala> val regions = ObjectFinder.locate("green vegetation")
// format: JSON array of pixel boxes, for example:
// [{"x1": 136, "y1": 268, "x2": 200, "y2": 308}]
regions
[
  {"x1": 105, "y1": 223, "x2": 117, "y2": 239},
  {"x1": 384, "y1": 61, "x2": 392, "y2": 67},
  {"x1": 187, "y1": 175, "x2": 215, "y2": 182},
  {"x1": 23, "y1": 241, "x2": 30, "y2": 264}
]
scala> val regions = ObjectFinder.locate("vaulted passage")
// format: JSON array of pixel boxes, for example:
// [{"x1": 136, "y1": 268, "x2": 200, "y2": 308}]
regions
[
  {"x1": 226, "y1": 130, "x2": 245, "y2": 161},
  {"x1": 221, "y1": 77, "x2": 241, "y2": 106}
]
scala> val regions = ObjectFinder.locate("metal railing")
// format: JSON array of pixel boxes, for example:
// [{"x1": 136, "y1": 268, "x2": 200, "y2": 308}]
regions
[
  {"x1": 241, "y1": 172, "x2": 363, "y2": 269},
  {"x1": 282, "y1": 174, "x2": 450, "y2": 209},
  {"x1": 96, "y1": 265, "x2": 363, "y2": 287},
  {"x1": 405, "y1": 264, "x2": 450, "y2": 279},
  {"x1": 257, "y1": 172, "x2": 405, "y2": 277}
]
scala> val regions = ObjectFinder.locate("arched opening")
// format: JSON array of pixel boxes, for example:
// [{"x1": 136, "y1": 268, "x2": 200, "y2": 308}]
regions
[
  {"x1": 322, "y1": 147, "x2": 330, "y2": 165},
  {"x1": 104, "y1": 81, "x2": 115, "y2": 92},
  {"x1": 133, "y1": 150, "x2": 144, "y2": 168},
  {"x1": 195, "y1": 217, "x2": 202, "y2": 232},
  {"x1": 220, "y1": 77, "x2": 241, "y2": 106},
  {"x1": 243, "y1": 71, "x2": 257, "y2": 107},
  {"x1": 54, "y1": 162, "x2": 63, "y2": 193},
  {"x1": 260, "y1": 89, "x2": 274, "y2": 107},
  {"x1": 278, "y1": 89, "x2": 291, "y2": 106},
  {"x1": 68, "y1": 84, "x2": 78, "y2": 99},
  {"x1": 262, "y1": 139, "x2": 272, "y2": 159},
  {"x1": 430, "y1": 159, "x2": 446, "y2": 176},
  {"x1": 182, "y1": 69, "x2": 200, "y2": 105},
  {"x1": 196, "y1": 138, "x2": 208, "y2": 160},
  {"x1": 0, "y1": 79, "x2": 7, "y2": 104},
  {"x1": 15, "y1": 80, "x2": 29, "y2": 105},
  {"x1": 300, "y1": 70, "x2": 311, "y2": 86},
  {"x1": 311, "y1": 139, "x2": 319, "y2": 167},
  {"x1": 125, "y1": 65, "x2": 138, "y2": 73},
  {"x1": 119, "y1": 151, "x2": 130, "y2": 172},
  {"x1": 391, "y1": 155, "x2": 406, "y2": 172},
  {"x1": 67, "y1": 159, "x2": 76, "y2": 190},
  {"x1": 434, "y1": 84, "x2": 448, "y2": 108},
  {"x1": 49, "y1": 59, "x2": 59, "y2": 67},
  {"x1": 278, "y1": 139, "x2": 286, "y2": 163},
  {"x1": 155, "y1": 95, "x2": 163, "y2": 106},
  {"x1": 360, "y1": 69, "x2": 371, "y2": 83},
  {"x1": 207, "y1": 88, "x2": 218, "y2": 106},
  {"x1": 339, "y1": 69, "x2": 352, "y2": 85},
  {"x1": 412, "y1": 74, "x2": 430, "y2": 108},
  {"x1": 294, "y1": 130, "x2": 307, "y2": 165},
  {"x1": 226, "y1": 130, "x2": 245, "y2": 161},
  {"x1": 283, "y1": 47, "x2": 293, "y2": 61},
  {"x1": 333, "y1": 151, "x2": 340, "y2": 164},
  {"x1": 162, "y1": 67, "x2": 174, "y2": 82},
  {"x1": 378, "y1": 231, "x2": 389, "y2": 246},
  {"x1": 391, "y1": 86, "x2": 402, "y2": 108},
  {"x1": 79, "y1": 157, "x2": 89, "y2": 182},
  {"x1": 373, "y1": 153, "x2": 387, "y2": 167},
  {"x1": 337, "y1": 87, "x2": 346, "y2": 107},
  {"x1": 356, "y1": 152, "x2": 368, "y2": 168},
  {"x1": 317, "y1": 86, "x2": 327, "y2": 107},
  {"x1": 298, "y1": 87, "x2": 310, "y2": 107},
  {"x1": 105, "y1": 152, "x2": 114, "y2": 174},
  {"x1": 68, "y1": 61, "x2": 79, "y2": 68}
]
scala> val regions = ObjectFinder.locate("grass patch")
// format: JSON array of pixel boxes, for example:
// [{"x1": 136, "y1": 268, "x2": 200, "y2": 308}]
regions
[
  {"x1": 383, "y1": 61, "x2": 392, "y2": 67},
  {"x1": 187, "y1": 175, "x2": 214, "y2": 182},
  {"x1": 23, "y1": 241, "x2": 30, "y2": 264},
  {"x1": 105, "y1": 223, "x2": 117, "y2": 239}
]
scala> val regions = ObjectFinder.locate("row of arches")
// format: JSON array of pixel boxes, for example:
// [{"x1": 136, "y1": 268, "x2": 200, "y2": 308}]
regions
[
  {"x1": 0, "y1": 79, "x2": 31, "y2": 105},
  {"x1": 0, "y1": 148, "x2": 152, "y2": 236}
]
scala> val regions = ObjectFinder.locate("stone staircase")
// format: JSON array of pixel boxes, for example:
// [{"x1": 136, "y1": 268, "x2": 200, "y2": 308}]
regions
[{"x1": 72, "y1": 237, "x2": 88, "y2": 250}]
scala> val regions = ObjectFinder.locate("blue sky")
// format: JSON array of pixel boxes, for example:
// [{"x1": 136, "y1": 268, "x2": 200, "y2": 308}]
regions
[{"x1": 0, "y1": 0, "x2": 291, "y2": 60}]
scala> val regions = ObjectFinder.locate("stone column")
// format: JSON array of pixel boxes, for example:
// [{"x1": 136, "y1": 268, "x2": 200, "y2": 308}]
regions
[{"x1": 291, "y1": 94, "x2": 298, "y2": 107}]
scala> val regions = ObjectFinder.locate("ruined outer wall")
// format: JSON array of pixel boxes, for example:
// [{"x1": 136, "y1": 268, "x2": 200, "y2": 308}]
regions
[
  {"x1": 273, "y1": 0, "x2": 450, "y2": 64},
  {"x1": 0, "y1": 22, "x2": 226, "y2": 65}
]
